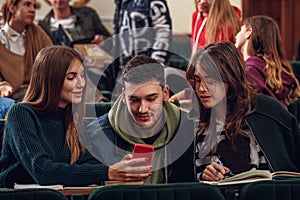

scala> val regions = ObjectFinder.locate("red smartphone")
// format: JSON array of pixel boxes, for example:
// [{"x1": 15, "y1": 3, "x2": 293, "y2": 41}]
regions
[{"x1": 133, "y1": 144, "x2": 154, "y2": 166}]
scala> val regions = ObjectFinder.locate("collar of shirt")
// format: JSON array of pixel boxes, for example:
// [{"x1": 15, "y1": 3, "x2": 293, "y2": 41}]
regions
[{"x1": 3, "y1": 23, "x2": 25, "y2": 42}]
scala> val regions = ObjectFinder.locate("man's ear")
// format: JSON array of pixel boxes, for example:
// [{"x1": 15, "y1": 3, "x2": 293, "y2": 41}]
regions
[
  {"x1": 122, "y1": 88, "x2": 126, "y2": 104},
  {"x1": 163, "y1": 85, "x2": 170, "y2": 101}
]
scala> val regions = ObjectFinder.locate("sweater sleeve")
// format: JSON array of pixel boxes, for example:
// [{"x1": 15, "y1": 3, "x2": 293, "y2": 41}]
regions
[{"x1": 4, "y1": 103, "x2": 109, "y2": 186}]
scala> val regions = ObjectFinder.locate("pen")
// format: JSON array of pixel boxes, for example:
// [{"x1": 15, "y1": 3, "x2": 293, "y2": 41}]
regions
[
  {"x1": 216, "y1": 160, "x2": 235, "y2": 178},
  {"x1": 216, "y1": 160, "x2": 222, "y2": 174}
]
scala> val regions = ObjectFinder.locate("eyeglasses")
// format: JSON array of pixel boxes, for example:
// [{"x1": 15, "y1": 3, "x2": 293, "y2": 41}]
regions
[{"x1": 193, "y1": 78, "x2": 220, "y2": 93}]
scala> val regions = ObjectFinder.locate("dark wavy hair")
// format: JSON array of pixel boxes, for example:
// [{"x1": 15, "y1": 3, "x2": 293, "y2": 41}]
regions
[{"x1": 187, "y1": 41, "x2": 257, "y2": 146}]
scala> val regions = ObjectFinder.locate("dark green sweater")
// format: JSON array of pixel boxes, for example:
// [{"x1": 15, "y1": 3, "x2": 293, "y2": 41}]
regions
[{"x1": 0, "y1": 103, "x2": 108, "y2": 188}]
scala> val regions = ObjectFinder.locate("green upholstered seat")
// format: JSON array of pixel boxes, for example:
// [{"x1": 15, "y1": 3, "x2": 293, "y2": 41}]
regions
[
  {"x1": 290, "y1": 61, "x2": 300, "y2": 82},
  {"x1": 0, "y1": 188, "x2": 67, "y2": 200},
  {"x1": 88, "y1": 183, "x2": 225, "y2": 200},
  {"x1": 239, "y1": 180, "x2": 300, "y2": 200}
]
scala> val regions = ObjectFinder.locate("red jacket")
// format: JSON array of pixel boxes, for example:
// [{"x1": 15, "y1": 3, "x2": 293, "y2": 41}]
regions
[{"x1": 191, "y1": 6, "x2": 241, "y2": 50}]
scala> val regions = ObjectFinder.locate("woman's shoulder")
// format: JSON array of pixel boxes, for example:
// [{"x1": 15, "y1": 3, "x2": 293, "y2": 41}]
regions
[
  {"x1": 72, "y1": 6, "x2": 98, "y2": 16},
  {"x1": 246, "y1": 56, "x2": 266, "y2": 68},
  {"x1": 8, "y1": 103, "x2": 35, "y2": 116},
  {"x1": 252, "y1": 94, "x2": 292, "y2": 119},
  {"x1": 254, "y1": 94, "x2": 285, "y2": 109}
]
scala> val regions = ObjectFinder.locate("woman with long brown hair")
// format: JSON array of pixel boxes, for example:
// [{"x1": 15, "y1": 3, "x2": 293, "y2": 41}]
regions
[
  {"x1": 0, "y1": 46, "x2": 151, "y2": 188},
  {"x1": 187, "y1": 41, "x2": 300, "y2": 181},
  {"x1": 235, "y1": 15, "x2": 300, "y2": 109}
]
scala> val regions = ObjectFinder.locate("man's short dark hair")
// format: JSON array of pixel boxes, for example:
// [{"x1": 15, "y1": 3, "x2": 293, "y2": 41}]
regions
[{"x1": 122, "y1": 55, "x2": 165, "y2": 86}]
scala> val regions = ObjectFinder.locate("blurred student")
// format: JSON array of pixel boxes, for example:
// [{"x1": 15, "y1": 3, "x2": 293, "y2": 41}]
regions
[
  {"x1": 38, "y1": 0, "x2": 110, "y2": 46},
  {"x1": 191, "y1": 0, "x2": 241, "y2": 54},
  {"x1": 186, "y1": 41, "x2": 300, "y2": 181},
  {"x1": 0, "y1": 0, "x2": 53, "y2": 101},
  {"x1": 0, "y1": 46, "x2": 151, "y2": 188},
  {"x1": 235, "y1": 15, "x2": 300, "y2": 109},
  {"x1": 112, "y1": 0, "x2": 172, "y2": 89}
]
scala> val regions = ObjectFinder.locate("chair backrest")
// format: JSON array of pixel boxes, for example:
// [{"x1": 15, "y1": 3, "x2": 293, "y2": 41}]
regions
[
  {"x1": 88, "y1": 183, "x2": 225, "y2": 200},
  {"x1": 0, "y1": 188, "x2": 67, "y2": 200},
  {"x1": 290, "y1": 61, "x2": 300, "y2": 82},
  {"x1": 239, "y1": 180, "x2": 300, "y2": 200}
]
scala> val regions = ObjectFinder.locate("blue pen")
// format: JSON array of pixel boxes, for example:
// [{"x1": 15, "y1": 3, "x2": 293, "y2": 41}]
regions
[
  {"x1": 216, "y1": 160, "x2": 235, "y2": 178},
  {"x1": 216, "y1": 160, "x2": 222, "y2": 173}
]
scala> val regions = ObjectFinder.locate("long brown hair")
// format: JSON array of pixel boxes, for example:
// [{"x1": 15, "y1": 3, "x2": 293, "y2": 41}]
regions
[
  {"x1": 244, "y1": 15, "x2": 300, "y2": 105},
  {"x1": 23, "y1": 46, "x2": 86, "y2": 164},
  {"x1": 205, "y1": 0, "x2": 240, "y2": 45},
  {"x1": 187, "y1": 41, "x2": 256, "y2": 145}
]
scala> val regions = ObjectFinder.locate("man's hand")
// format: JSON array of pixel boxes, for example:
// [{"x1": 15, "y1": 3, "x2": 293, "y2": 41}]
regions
[{"x1": 108, "y1": 154, "x2": 152, "y2": 181}]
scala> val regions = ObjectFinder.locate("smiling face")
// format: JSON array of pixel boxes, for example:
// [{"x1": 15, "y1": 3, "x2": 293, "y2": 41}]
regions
[
  {"x1": 59, "y1": 58, "x2": 85, "y2": 108},
  {"x1": 9, "y1": 0, "x2": 36, "y2": 28},
  {"x1": 194, "y1": 66, "x2": 228, "y2": 109},
  {"x1": 122, "y1": 81, "x2": 169, "y2": 128}
]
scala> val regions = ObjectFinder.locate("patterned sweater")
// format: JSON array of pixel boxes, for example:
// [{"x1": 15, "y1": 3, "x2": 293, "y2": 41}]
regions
[{"x1": 0, "y1": 103, "x2": 108, "y2": 188}]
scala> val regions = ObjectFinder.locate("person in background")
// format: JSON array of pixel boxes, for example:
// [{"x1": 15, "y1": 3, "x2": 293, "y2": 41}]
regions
[
  {"x1": 0, "y1": 46, "x2": 151, "y2": 188},
  {"x1": 38, "y1": 0, "x2": 111, "y2": 46},
  {"x1": 86, "y1": 55, "x2": 195, "y2": 184},
  {"x1": 186, "y1": 41, "x2": 300, "y2": 181},
  {"x1": 0, "y1": 97, "x2": 14, "y2": 119},
  {"x1": 235, "y1": 15, "x2": 300, "y2": 109},
  {"x1": 111, "y1": 0, "x2": 172, "y2": 92},
  {"x1": 0, "y1": 0, "x2": 53, "y2": 102},
  {"x1": 39, "y1": 0, "x2": 112, "y2": 102},
  {"x1": 191, "y1": 0, "x2": 241, "y2": 54}
]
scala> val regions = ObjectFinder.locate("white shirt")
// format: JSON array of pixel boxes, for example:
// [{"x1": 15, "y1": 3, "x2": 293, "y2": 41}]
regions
[
  {"x1": 0, "y1": 23, "x2": 25, "y2": 55},
  {"x1": 50, "y1": 15, "x2": 75, "y2": 31}
]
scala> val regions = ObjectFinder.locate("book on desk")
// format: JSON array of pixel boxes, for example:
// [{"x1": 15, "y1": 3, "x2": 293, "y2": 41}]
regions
[{"x1": 200, "y1": 169, "x2": 300, "y2": 186}]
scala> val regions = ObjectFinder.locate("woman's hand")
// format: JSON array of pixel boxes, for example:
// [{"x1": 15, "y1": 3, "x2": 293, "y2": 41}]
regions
[
  {"x1": 0, "y1": 85, "x2": 14, "y2": 97},
  {"x1": 169, "y1": 89, "x2": 193, "y2": 112},
  {"x1": 108, "y1": 154, "x2": 152, "y2": 181},
  {"x1": 201, "y1": 162, "x2": 231, "y2": 181}
]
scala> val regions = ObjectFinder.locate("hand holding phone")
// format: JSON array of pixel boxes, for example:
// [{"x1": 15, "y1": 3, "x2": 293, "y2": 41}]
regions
[{"x1": 132, "y1": 144, "x2": 154, "y2": 166}]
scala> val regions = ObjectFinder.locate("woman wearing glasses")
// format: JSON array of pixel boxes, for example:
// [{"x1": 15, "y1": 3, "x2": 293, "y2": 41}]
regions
[{"x1": 186, "y1": 41, "x2": 300, "y2": 181}]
